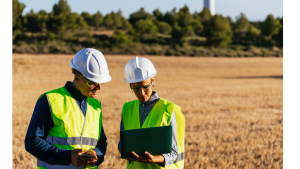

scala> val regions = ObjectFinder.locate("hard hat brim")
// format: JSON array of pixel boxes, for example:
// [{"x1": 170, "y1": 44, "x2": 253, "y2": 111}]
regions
[
  {"x1": 124, "y1": 72, "x2": 156, "y2": 83},
  {"x1": 86, "y1": 75, "x2": 112, "y2": 84},
  {"x1": 70, "y1": 63, "x2": 112, "y2": 84}
]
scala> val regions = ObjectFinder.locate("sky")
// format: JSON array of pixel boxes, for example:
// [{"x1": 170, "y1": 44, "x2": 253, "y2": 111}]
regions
[{"x1": 19, "y1": 0, "x2": 283, "y2": 22}]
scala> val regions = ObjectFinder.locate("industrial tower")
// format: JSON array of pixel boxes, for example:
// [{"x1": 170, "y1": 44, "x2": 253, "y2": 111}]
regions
[{"x1": 204, "y1": 0, "x2": 215, "y2": 15}]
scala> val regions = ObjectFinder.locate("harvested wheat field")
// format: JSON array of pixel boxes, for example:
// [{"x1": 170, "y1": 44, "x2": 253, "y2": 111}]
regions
[{"x1": 13, "y1": 54, "x2": 283, "y2": 169}]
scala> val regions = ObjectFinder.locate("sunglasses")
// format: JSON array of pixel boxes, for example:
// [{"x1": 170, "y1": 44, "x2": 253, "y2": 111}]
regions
[
  {"x1": 80, "y1": 76, "x2": 102, "y2": 87},
  {"x1": 130, "y1": 79, "x2": 153, "y2": 91}
]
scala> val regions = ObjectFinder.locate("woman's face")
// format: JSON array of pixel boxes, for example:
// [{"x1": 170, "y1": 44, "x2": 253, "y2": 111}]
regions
[{"x1": 130, "y1": 78, "x2": 154, "y2": 102}]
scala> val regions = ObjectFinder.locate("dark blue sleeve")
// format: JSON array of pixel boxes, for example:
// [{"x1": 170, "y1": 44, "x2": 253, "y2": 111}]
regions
[
  {"x1": 117, "y1": 116, "x2": 124, "y2": 153},
  {"x1": 93, "y1": 126, "x2": 107, "y2": 166},
  {"x1": 24, "y1": 95, "x2": 72, "y2": 165}
]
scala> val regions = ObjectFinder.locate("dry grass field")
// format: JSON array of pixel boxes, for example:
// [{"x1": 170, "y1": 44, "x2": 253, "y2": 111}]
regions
[{"x1": 13, "y1": 54, "x2": 283, "y2": 169}]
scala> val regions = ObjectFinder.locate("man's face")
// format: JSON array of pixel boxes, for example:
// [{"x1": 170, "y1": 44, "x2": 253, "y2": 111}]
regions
[
  {"x1": 131, "y1": 78, "x2": 154, "y2": 102},
  {"x1": 76, "y1": 75, "x2": 102, "y2": 98}
]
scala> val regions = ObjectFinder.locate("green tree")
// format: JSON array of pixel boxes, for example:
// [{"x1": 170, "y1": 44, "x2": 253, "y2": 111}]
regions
[
  {"x1": 191, "y1": 11, "x2": 205, "y2": 36},
  {"x1": 246, "y1": 24, "x2": 261, "y2": 42},
  {"x1": 182, "y1": 25, "x2": 195, "y2": 37},
  {"x1": 134, "y1": 19, "x2": 158, "y2": 39},
  {"x1": 103, "y1": 13, "x2": 113, "y2": 29},
  {"x1": 81, "y1": 12, "x2": 92, "y2": 25},
  {"x1": 37, "y1": 10, "x2": 49, "y2": 33},
  {"x1": 171, "y1": 22, "x2": 196, "y2": 41},
  {"x1": 112, "y1": 11, "x2": 123, "y2": 28},
  {"x1": 68, "y1": 13, "x2": 90, "y2": 41},
  {"x1": 126, "y1": 28, "x2": 138, "y2": 41},
  {"x1": 103, "y1": 11, "x2": 131, "y2": 31},
  {"x1": 163, "y1": 11, "x2": 173, "y2": 25},
  {"x1": 171, "y1": 22, "x2": 182, "y2": 41},
  {"x1": 23, "y1": 10, "x2": 49, "y2": 36},
  {"x1": 273, "y1": 17, "x2": 283, "y2": 46},
  {"x1": 206, "y1": 14, "x2": 233, "y2": 47},
  {"x1": 260, "y1": 14, "x2": 282, "y2": 41},
  {"x1": 111, "y1": 30, "x2": 128, "y2": 47},
  {"x1": 121, "y1": 19, "x2": 132, "y2": 31},
  {"x1": 47, "y1": 0, "x2": 89, "y2": 40},
  {"x1": 192, "y1": 11, "x2": 201, "y2": 21},
  {"x1": 163, "y1": 8, "x2": 178, "y2": 25},
  {"x1": 199, "y1": 7, "x2": 212, "y2": 23},
  {"x1": 153, "y1": 8, "x2": 163, "y2": 21},
  {"x1": 191, "y1": 20, "x2": 203, "y2": 36},
  {"x1": 198, "y1": 7, "x2": 212, "y2": 36},
  {"x1": 13, "y1": 0, "x2": 25, "y2": 28},
  {"x1": 23, "y1": 10, "x2": 38, "y2": 36},
  {"x1": 167, "y1": 5, "x2": 200, "y2": 39},
  {"x1": 47, "y1": 0, "x2": 71, "y2": 40},
  {"x1": 91, "y1": 11, "x2": 103, "y2": 29},
  {"x1": 116, "y1": 10, "x2": 132, "y2": 31},
  {"x1": 177, "y1": 5, "x2": 194, "y2": 27},
  {"x1": 226, "y1": 16, "x2": 233, "y2": 24},
  {"x1": 232, "y1": 13, "x2": 250, "y2": 42},
  {"x1": 157, "y1": 22, "x2": 172, "y2": 35},
  {"x1": 53, "y1": 0, "x2": 70, "y2": 15},
  {"x1": 129, "y1": 8, "x2": 156, "y2": 26},
  {"x1": 13, "y1": 0, "x2": 25, "y2": 40}
]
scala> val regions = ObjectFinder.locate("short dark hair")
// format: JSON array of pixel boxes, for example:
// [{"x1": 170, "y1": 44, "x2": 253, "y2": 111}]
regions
[{"x1": 72, "y1": 69, "x2": 83, "y2": 76}]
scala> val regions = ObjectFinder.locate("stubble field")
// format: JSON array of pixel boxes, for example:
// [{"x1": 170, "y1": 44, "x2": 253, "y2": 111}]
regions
[{"x1": 13, "y1": 54, "x2": 283, "y2": 169}]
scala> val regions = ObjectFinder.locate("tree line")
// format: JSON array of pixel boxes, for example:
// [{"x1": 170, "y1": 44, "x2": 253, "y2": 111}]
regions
[{"x1": 13, "y1": 0, "x2": 283, "y2": 56}]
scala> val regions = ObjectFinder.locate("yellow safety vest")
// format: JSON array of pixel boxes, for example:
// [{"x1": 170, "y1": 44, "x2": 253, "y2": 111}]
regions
[
  {"x1": 37, "y1": 87, "x2": 101, "y2": 169},
  {"x1": 122, "y1": 98, "x2": 185, "y2": 169}
]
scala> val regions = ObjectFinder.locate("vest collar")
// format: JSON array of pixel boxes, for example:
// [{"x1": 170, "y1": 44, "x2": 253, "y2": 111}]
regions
[{"x1": 65, "y1": 81, "x2": 87, "y2": 101}]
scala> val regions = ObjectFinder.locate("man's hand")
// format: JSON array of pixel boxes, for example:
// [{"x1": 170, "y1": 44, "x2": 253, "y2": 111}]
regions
[
  {"x1": 71, "y1": 149, "x2": 98, "y2": 166},
  {"x1": 124, "y1": 151, "x2": 165, "y2": 163},
  {"x1": 82, "y1": 149, "x2": 98, "y2": 165}
]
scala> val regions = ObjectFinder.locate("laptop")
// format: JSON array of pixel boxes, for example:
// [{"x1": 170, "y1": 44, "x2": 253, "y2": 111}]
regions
[{"x1": 120, "y1": 126, "x2": 172, "y2": 158}]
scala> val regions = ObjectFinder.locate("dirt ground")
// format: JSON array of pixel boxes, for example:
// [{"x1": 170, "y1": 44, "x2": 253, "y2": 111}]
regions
[{"x1": 13, "y1": 54, "x2": 283, "y2": 169}]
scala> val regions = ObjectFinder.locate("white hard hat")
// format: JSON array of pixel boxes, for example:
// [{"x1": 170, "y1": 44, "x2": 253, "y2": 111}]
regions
[
  {"x1": 124, "y1": 56, "x2": 157, "y2": 83},
  {"x1": 70, "y1": 48, "x2": 111, "y2": 84}
]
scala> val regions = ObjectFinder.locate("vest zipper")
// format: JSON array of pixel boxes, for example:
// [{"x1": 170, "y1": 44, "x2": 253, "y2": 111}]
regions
[
  {"x1": 63, "y1": 87, "x2": 88, "y2": 149},
  {"x1": 80, "y1": 99, "x2": 88, "y2": 149},
  {"x1": 77, "y1": 99, "x2": 88, "y2": 169},
  {"x1": 63, "y1": 87, "x2": 90, "y2": 169}
]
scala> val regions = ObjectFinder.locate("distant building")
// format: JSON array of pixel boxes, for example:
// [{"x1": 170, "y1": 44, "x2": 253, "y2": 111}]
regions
[{"x1": 204, "y1": 0, "x2": 215, "y2": 15}]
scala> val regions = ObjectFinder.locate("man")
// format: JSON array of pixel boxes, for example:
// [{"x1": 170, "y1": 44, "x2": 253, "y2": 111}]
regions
[
  {"x1": 25, "y1": 48, "x2": 111, "y2": 169},
  {"x1": 118, "y1": 56, "x2": 185, "y2": 169}
]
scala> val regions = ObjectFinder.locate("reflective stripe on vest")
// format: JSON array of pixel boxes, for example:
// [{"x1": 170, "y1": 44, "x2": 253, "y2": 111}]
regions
[
  {"x1": 175, "y1": 152, "x2": 184, "y2": 163},
  {"x1": 37, "y1": 160, "x2": 97, "y2": 169},
  {"x1": 45, "y1": 136, "x2": 98, "y2": 146},
  {"x1": 36, "y1": 87, "x2": 102, "y2": 169},
  {"x1": 122, "y1": 98, "x2": 185, "y2": 169}
]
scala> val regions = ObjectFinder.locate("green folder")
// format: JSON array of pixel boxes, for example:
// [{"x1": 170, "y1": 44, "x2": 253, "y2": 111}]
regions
[{"x1": 120, "y1": 126, "x2": 172, "y2": 158}]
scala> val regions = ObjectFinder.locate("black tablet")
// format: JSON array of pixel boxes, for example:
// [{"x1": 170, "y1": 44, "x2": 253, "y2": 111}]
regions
[{"x1": 120, "y1": 126, "x2": 172, "y2": 158}]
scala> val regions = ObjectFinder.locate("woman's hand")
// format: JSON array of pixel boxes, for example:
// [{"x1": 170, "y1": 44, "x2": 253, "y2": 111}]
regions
[{"x1": 124, "y1": 151, "x2": 165, "y2": 163}]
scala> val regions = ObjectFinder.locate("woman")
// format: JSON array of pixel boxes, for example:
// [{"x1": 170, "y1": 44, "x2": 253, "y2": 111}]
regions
[{"x1": 118, "y1": 56, "x2": 185, "y2": 169}]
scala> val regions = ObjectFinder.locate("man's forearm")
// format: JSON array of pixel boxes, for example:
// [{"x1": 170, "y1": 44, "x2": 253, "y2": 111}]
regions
[
  {"x1": 93, "y1": 126, "x2": 108, "y2": 165},
  {"x1": 92, "y1": 147, "x2": 105, "y2": 165},
  {"x1": 25, "y1": 136, "x2": 72, "y2": 165},
  {"x1": 25, "y1": 95, "x2": 72, "y2": 165}
]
